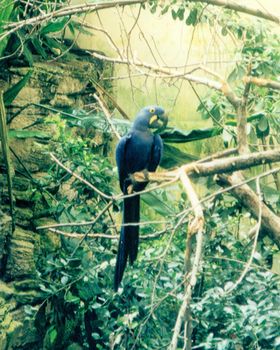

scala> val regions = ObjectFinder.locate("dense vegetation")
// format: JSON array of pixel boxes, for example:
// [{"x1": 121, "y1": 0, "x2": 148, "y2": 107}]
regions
[{"x1": 0, "y1": 1, "x2": 280, "y2": 349}]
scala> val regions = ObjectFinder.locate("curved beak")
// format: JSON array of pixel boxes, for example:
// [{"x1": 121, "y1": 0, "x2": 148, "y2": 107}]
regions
[{"x1": 149, "y1": 113, "x2": 168, "y2": 131}]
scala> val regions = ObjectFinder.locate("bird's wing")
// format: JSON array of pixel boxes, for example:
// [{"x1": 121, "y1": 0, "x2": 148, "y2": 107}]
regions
[
  {"x1": 148, "y1": 134, "x2": 163, "y2": 171},
  {"x1": 115, "y1": 133, "x2": 131, "y2": 192}
]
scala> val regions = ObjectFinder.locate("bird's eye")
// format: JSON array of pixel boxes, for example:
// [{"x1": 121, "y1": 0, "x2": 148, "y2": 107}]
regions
[{"x1": 149, "y1": 107, "x2": 155, "y2": 113}]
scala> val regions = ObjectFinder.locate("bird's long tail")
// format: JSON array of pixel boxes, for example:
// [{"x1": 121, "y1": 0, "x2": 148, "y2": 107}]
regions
[{"x1": 114, "y1": 195, "x2": 140, "y2": 291}]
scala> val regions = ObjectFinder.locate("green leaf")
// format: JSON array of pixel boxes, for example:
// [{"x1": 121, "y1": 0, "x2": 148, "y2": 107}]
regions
[
  {"x1": 161, "y1": 5, "x2": 169, "y2": 15},
  {"x1": 40, "y1": 17, "x2": 69, "y2": 35},
  {"x1": 142, "y1": 192, "x2": 174, "y2": 217},
  {"x1": 256, "y1": 116, "x2": 270, "y2": 138},
  {"x1": 31, "y1": 37, "x2": 47, "y2": 59},
  {"x1": 186, "y1": 8, "x2": 198, "y2": 26},
  {"x1": 0, "y1": 0, "x2": 14, "y2": 57},
  {"x1": 226, "y1": 112, "x2": 265, "y2": 126},
  {"x1": 221, "y1": 27, "x2": 228, "y2": 36},
  {"x1": 68, "y1": 22, "x2": 75, "y2": 35},
  {"x1": 8, "y1": 129, "x2": 51, "y2": 140},
  {"x1": 171, "y1": 9, "x2": 177, "y2": 20},
  {"x1": 161, "y1": 144, "x2": 197, "y2": 168},
  {"x1": 160, "y1": 127, "x2": 222, "y2": 143},
  {"x1": 177, "y1": 7, "x2": 185, "y2": 21},
  {"x1": 44, "y1": 36, "x2": 67, "y2": 55},
  {"x1": 23, "y1": 45, "x2": 34, "y2": 66},
  {"x1": 49, "y1": 326, "x2": 57, "y2": 345},
  {"x1": 227, "y1": 65, "x2": 246, "y2": 83},
  {"x1": 67, "y1": 21, "x2": 92, "y2": 36},
  {"x1": 3, "y1": 70, "x2": 33, "y2": 105}
]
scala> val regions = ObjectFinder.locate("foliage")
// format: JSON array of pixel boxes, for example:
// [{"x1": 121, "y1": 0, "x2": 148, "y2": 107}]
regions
[
  {"x1": 30, "y1": 113, "x2": 279, "y2": 350},
  {"x1": 1, "y1": 1, "x2": 279, "y2": 349},
  {"x1": 0, "y1": 0, "x2": 91, "y2": 64}
]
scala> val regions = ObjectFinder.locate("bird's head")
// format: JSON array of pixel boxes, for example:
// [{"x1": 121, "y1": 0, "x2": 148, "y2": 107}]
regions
[{"x1": 133, "y1": 106, "x2": 168, "y2": 131}]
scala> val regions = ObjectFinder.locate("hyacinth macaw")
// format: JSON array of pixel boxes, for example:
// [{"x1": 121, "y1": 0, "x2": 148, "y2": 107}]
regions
[{"x1": 114, "y1": 106, "x2": 168, "y2": 291}]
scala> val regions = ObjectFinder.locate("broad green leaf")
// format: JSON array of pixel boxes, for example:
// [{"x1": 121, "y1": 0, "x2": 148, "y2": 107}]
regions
[
  {"x1": 160, "y1": 127, "x2": 222, "y2": 143},
  {"x1": 8, "y1": 129, "x2": 51, "y2": 140},
  {"x1": 31, "y1": 37, "x2": 47, "y2": 59},
  {"x1": 142, "y1": 192, "x2": 174, "y2": 217},
  {"x1": 44, "y1": 37, "x2": 68, "y2": 56},
  {"x1": 186, "y1": 8, "x2": 198, "y2": 26},
  {"x1": 161, "y1": 144, "x2": 197, "y2": 168},
  {"x1": 0, "y1": 0, "x2": 14, "y2": 57},
  {"x1": 40, "y1": 17, "x2": 69, "y2": 35},
  {"x1": 23, "y1": 45, "x2": 33, "y2": 66},
  {"x1": 3, "y1": 70, "x2": 33, "y2": 105}
]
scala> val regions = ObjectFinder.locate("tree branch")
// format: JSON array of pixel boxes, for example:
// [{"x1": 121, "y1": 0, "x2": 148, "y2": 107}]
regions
[
  {"x1": 217, "y1": 172, "x2": 280, "y2": 248},
  {"x1": 243, "y1": 76, "x2": 280, "y2": 90},
  {"x1": 170, "y1": 169, "x2": 204, "y2": 350},
  {"x1": 188, "y1": 0, "x2": 280, "y2": 25},
  {"x1": 0, "y1": 0, "x2": 145, "y2": 43}
]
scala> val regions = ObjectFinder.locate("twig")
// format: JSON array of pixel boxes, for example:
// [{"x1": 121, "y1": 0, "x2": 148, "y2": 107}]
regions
[
  {"x1": 50, "y1": 152, "x2": 112, "y2": 200},
  {"x1": 70, "y1": 200, "x2": 113, "y2": 256},
  {"x1": 47, "y1": 228, "x2": 117, "y2": 240},
  {"x1": 93, "y1": 93, "x2": 121, "y2": 140}
]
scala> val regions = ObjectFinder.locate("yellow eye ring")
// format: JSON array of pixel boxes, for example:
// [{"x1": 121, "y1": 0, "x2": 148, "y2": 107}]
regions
[{"x1": 149, "y1": 107, "x2": 155, "y2": 113}]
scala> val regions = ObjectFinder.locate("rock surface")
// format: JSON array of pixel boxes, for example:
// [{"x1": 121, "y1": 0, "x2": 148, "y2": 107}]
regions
[{"x1": 0, "y1": 53, "x2": 112, "y2": 349}]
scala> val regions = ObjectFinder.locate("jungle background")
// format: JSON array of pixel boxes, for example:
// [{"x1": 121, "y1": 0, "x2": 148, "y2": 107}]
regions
[{"x1": 0, "y1": 0, "x2": 280, "y2": 349}]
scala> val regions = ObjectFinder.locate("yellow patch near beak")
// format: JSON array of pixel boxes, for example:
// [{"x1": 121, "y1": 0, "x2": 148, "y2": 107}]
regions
[{"x1": 149, "y1": 115, "x2": 158, "y2": 125}]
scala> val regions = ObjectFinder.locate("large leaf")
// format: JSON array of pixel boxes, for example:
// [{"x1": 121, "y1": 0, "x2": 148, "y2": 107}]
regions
[
  {"x1": 3, "y1": 70, "x2": 33, "y2": 105},
  {"x1": 161, "y1": 144, "x2": 197, "y2": 168},
  {"x1": 8, "y1": 129, "x2": 51, "y2": 140},
  {"x1": 40, "y1": 17, "x2": 69, "y2": 35},
  {"x1": 160, "y1": 127, "x2": 222, "y2": 143},
  {"x1": 31, "y1": 37, "x2": 48, "y2": 59},
  {"x1": 142, "y1": 192, "x2": 174, "y2": 217},
  {"x1": 226, "y1": 112, "x2": 265, "y2": 126},
  {"x1": 0, "y1": 0, "x2": 14, "y2": 57}
]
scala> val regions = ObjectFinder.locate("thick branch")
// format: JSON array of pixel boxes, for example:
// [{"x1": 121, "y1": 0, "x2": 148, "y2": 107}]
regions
[
  {"x1": 185, "y1": 149, "x2": 280, "y2": 177},
  {"x1": 133, "y1": 149, "x2": 280, "y2": 183},
  {"x1": 243, "y1": 76, "x2": 280, "y2": 90},
  {"x1": 170, "y1": 170, "x2": 204, "y2": 350},
  {"x1": 218, "y1": 172, "x2": 280, "y2": 248}
]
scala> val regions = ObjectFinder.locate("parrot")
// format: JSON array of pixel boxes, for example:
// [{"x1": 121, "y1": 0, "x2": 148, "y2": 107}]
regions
[{"x1": 114, "y1": 105, "x2": 168, "y2": 291}]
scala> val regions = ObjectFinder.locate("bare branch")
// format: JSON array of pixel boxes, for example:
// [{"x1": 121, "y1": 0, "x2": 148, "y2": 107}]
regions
[
  {"x1": 50, "y1": 152, "x2": 112, "y2": 200},
  {"x1": 93, "y1": 93, "x2": 121, "y2": 140},
  {"x1": 243, "y1": 76, "x2": 280, "y2": 90},
  {"x1": 188, "y1": 0, "x2": 280, "y2": 25}
]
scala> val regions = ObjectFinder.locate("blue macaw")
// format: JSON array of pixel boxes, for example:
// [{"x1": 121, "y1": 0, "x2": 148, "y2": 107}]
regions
[{"x1": 114, "y1": 106, "x2": 168, "y2": 291}]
